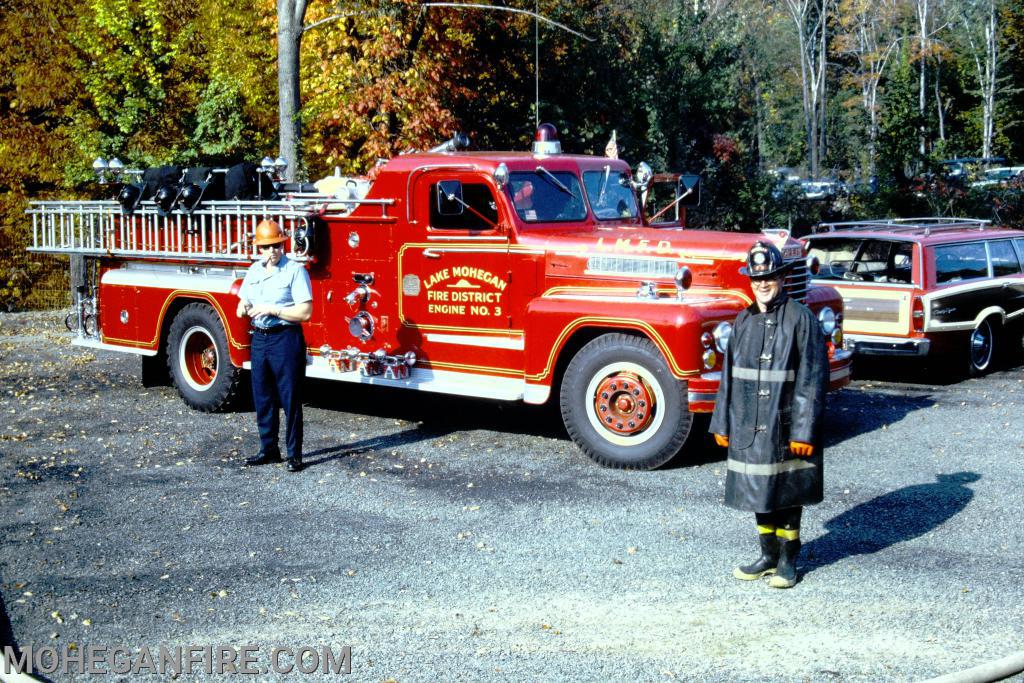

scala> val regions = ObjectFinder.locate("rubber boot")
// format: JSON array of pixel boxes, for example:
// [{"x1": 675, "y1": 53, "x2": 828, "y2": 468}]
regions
[
  {"x1": 768, "y1": 537, "x2": 801, "y2": 588},
  {"x1": 733, "y1": 527, "x2": 779, "y2": 580}
]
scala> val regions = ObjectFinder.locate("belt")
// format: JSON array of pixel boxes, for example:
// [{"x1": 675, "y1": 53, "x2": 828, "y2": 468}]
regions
[{"x1": 251, "y1": 325, "x2": 294, "y2": 335}]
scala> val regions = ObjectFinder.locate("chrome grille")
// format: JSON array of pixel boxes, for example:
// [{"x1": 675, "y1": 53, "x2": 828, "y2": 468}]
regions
[
  {"x1": 585, "y1": 255, "x2": 679, "y2": 277},
  {"x1": 784, "y1": 258, "x2": 808, "y2": 302}
]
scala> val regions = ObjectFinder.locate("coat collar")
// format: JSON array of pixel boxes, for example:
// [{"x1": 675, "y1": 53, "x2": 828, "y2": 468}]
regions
[{"x1": 747, "y1": 290, "x2": 789, "y2": 315}]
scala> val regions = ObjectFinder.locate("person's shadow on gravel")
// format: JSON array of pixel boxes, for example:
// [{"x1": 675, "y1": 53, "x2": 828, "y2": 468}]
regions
[
  {"x1": 300, "y1": 424, "x2": 451, "y2": 468},
  {"x1": 824, "y1": 390, "x2": 936, "y2": 449},
  {"x1": 0, "y1": 576, "x2": 55, "y2": 683},
  {"x1": 801, "y1": 471, "x2": 981, "y2": 576}
]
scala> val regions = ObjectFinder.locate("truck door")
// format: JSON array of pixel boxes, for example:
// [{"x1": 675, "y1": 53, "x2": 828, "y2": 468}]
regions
[{"x1": 399, "y1": 173, "x2": 517, "y2": 372}]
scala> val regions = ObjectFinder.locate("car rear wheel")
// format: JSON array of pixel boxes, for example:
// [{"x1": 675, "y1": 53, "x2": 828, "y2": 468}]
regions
[
  {"x1": 560, "y1": 333, "x2": 691, "y2": 470},
  {"x1": 967, "y1": 317, "x2": 997, "y2": 376}
]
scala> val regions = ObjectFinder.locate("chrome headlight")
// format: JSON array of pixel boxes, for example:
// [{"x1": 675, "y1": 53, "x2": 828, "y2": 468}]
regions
[
  {"x1": 713, "y1": 321, "x2": 732, "y2": 353},
  {"x1": 818, "y1": 306, "x2": 836, "y2": 335}
]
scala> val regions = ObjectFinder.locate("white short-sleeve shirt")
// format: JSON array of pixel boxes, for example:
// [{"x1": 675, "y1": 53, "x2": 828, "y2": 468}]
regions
[{"x1": 238, "y1": 255, "x2": 313, "y2": 330}]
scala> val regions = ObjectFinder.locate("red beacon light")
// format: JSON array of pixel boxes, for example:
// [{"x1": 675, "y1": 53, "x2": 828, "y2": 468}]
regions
[{"x1": 532, "y1": 123, "x2": 562, "y2": 156}]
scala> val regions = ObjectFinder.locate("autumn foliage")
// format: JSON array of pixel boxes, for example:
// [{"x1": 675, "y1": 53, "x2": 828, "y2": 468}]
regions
[{"x1": 3, "y1": 0, "x2": 1024, "y2": 309}]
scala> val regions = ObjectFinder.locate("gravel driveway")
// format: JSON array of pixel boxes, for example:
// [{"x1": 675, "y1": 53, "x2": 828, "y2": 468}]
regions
[{"x1": 1, "y1": 311, "x2": 1022, "y2": 682}]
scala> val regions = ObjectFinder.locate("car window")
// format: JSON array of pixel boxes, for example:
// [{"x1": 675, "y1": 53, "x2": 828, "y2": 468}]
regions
[
  {"x1": 988, "y1": 240, "x2": 1022, "y2": 276},
  {"x1": 807, "y1": 238, "x2": 861, "y2": 280},
  {"x1": 429, "y1": 182, "x2": 498, "y2": 231},
  {"x1": 1012, "y1": 238, "x2": 1024, "y2": 265},
  {"x1": 808, "y1": 238, "x2": 914, "y2": 283},
  {"x1": 887, "y1": 242, "x2": 914, "y2": 283},
  {"x1": 934, "y1": 242, "x2": 989, "y2": 284}
]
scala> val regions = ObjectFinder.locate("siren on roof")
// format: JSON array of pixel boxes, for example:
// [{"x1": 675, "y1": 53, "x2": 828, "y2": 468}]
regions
[{"x1": 532, "y1": 123, "x2": 561, "y2": 156}]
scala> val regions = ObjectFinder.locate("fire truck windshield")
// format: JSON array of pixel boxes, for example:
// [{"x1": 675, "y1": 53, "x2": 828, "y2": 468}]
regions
[
  {"x1": 583, "y1": 168, "x2": 639, "y2": 220},
  {"x1": 509, "y1": 171, "x2": 587, "y2": 223}
]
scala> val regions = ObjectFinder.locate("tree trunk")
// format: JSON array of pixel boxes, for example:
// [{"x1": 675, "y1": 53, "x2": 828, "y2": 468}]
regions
[
  {"x1": 917, "y1": 0, "x2": 929, "y2": 157},
  {"x1": 935, "y1": 53, "x2": 945, "y2": 142},
  {"x1": 277, "y1": 0, "x2": 308, "y2": 182},
  {"x1": 817, "y1": 1, "x2": 828, "y2": 178},
  {"x1": 982, "y1": 0, "x2": 998, "y2": 160}
]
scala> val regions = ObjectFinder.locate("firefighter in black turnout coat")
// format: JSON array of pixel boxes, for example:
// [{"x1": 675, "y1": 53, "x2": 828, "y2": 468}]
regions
[{"x1": 709, "y1": 241, "x2": 829, "y2": 589}]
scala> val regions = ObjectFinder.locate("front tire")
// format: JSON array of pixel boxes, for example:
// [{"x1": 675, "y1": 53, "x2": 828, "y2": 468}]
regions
[
  {"x1": 560, "y1": 333, "x2": 691, "y2": 469},
  {"x1": 167, "y1": 302, "x2": 243, "y2": 411}
]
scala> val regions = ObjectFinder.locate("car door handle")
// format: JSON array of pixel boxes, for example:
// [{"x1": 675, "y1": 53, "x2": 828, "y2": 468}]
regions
[{"x1": 423, "y1": 249, "x2": 441, "y2": 259}]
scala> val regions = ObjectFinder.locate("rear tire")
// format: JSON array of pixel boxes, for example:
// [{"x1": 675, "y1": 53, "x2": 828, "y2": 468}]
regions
[
  {"x1": 560, "y1": 333, "x2": 691, "y2": 470},
  {"x1": 967, "y1": 317, "x2": 997, "y2": 377},
  {"x1": 167, "y1": 302, "x2": 243, "y2": 411}
]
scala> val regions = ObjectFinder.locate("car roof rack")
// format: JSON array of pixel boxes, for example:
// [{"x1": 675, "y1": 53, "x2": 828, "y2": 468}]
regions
[{"x1": 813, "y1": 217, "x2": 992, "y2": 236}]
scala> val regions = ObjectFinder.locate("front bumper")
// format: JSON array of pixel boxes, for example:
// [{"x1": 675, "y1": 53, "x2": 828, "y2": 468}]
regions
[{"x1": 844, "y1": 334, "x2": 931, "y2": 357}]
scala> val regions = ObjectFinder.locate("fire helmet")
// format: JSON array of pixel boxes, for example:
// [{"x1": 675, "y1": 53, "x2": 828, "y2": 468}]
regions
[
  {"x1": 154, "y1": 185, "x2": 178, "y2": 214},
  {"x1": 254, "y1": 219, "x2": 288, "y2": 246},
  {"x1": 177, "y1": 183, "x2": 204, "y2": 212},
  {"x1": 739, "y1": 240, "x2": 790, "y2": 280}
]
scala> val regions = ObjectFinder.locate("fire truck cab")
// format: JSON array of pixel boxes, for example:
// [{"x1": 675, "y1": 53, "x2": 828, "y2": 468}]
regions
[{"x1": 28, "y1": 126, "x2": 852, "y2": 469}]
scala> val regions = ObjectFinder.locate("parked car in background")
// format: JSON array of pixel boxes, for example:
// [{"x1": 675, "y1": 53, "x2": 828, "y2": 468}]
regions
[
  {"x1": 771, "y1": 176, "x2": 847, "y2": 201},
  {"x1": 799, "y1": 179, "x2": 847, "y2": 200},
  {"x1": 804, "y1": 218, "x2": 1024, "y2": 375},
  {"x1": 941, "y1": 156, "x2": 1006, "y2": 182},
  {"x1": 969, "y1": 166, "x2": 1024, "y2": 189}
]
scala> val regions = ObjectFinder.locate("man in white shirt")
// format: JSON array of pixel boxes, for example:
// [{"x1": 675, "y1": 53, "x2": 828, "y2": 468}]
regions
[{"x1": 236, "y1": 220, "x2": 313, "y2": 472}]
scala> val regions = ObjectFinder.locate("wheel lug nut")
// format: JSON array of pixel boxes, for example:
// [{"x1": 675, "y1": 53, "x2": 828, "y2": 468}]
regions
[
  {"x1": 633, "y1": 389, "x2": 640, "y2": 396},
  {"x1": 601, "y1": 392, "x2": 609, "y2": 399},
  {"x1": 628, "y1": 421, "x2": 635, "y2": 428},
  {"x1": 606, "y1": 417, "x2": 613, "y2": 423},
  {"x1": 609, "y1": 383, "x2": 617, "y2": 390},
  {"x1": 600, "y1": 405, "x2": 607, "y2": 412},
  {"x1": 616, "y1": 423, "x2": 624, "y2": 429},
  {"x1": 638, "y1": 413, "x2": 645, "y2": 420},
  {"x1": 639, "y1": 401, "x2": 646, "y2": 408}
]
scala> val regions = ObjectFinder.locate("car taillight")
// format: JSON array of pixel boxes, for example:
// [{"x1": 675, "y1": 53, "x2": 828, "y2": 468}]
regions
[{"x1": 912, "y1": 296, "x2": 924, "y2": 332}]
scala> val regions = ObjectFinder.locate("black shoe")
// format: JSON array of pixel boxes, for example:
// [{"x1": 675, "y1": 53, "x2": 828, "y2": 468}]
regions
[
  {"x1": 733, "y1": 532, "x2": 779, "y2": 580},
  {"x1": 244, "y1": 453, "x2": 283, "y2": 467},
  {"x1": 286, "y1": 458, "x2": 303, "y2": 472}
]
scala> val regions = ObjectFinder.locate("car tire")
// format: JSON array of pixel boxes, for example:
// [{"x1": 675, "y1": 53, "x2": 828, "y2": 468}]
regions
[
  {"x1": 967, "y1": 317, "x2": 997, "y2": 377},
  {"x1": 167, "y1": 302, "x2": 244, "y2": 412},
  {"x1": 560, "y1": 333, "x2": 691, "y2": 470}
]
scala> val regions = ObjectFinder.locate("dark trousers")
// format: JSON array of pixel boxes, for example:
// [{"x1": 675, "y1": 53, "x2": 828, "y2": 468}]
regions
[
  {"x1": 755, "y1": 506, "x2": 803, "y2": 531},
  {"x1": 250, "y1": 326, "x2": 306, "y2": 460}
]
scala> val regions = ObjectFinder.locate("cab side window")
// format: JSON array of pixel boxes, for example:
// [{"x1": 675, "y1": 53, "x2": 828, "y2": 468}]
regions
[
  {"x1": 934, "y1": 243, "x2": 989, "y2": 284},
  {"x1": 988, "y1": 240, "x2": 1022, "y2": 277},
  {"x1": 429, "y1": 182, "x2": 498, "y2": 231}
]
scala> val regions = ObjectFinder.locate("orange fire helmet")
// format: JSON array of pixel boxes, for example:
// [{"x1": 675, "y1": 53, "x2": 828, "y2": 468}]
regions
[{"x1": 253, "y1": 219, "x2": 288, "y2": 246}]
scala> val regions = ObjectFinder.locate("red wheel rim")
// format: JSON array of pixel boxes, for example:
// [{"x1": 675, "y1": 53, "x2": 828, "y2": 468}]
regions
[
  {"x1": 592, "y1": 371, "x2": 656, "y2": 435},
  {"x1": 180, "y1": 327, "x2": 218, "y2": 389}
]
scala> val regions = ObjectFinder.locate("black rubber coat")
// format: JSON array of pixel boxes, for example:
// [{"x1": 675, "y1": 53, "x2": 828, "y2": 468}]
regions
[{"x1": 709, "y1": 294, "x2": 829, "y2": 513}]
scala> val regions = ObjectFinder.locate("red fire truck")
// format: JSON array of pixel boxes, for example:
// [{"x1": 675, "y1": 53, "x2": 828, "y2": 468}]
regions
[{"x1": 27, "y1": 125, "x2": 851, "y2": 469}]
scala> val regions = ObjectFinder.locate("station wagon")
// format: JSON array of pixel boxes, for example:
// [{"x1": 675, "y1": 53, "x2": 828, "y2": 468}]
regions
[{"x1": 804, "y1": 218, "x2": 1024, "y2": 375}]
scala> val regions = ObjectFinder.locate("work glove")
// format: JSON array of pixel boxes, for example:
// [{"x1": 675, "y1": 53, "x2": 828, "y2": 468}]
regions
[
  {"x1": 790, "y1": 441, "x2": 814, "y2": 457},
  {"x1": 714, "y1": 433, "x2": 729, "y2": 448}
]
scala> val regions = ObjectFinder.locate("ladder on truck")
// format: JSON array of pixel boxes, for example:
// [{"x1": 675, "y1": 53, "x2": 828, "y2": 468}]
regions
[{"x1": 26, "y1": 197, "x2": 394, "y2": 263}]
